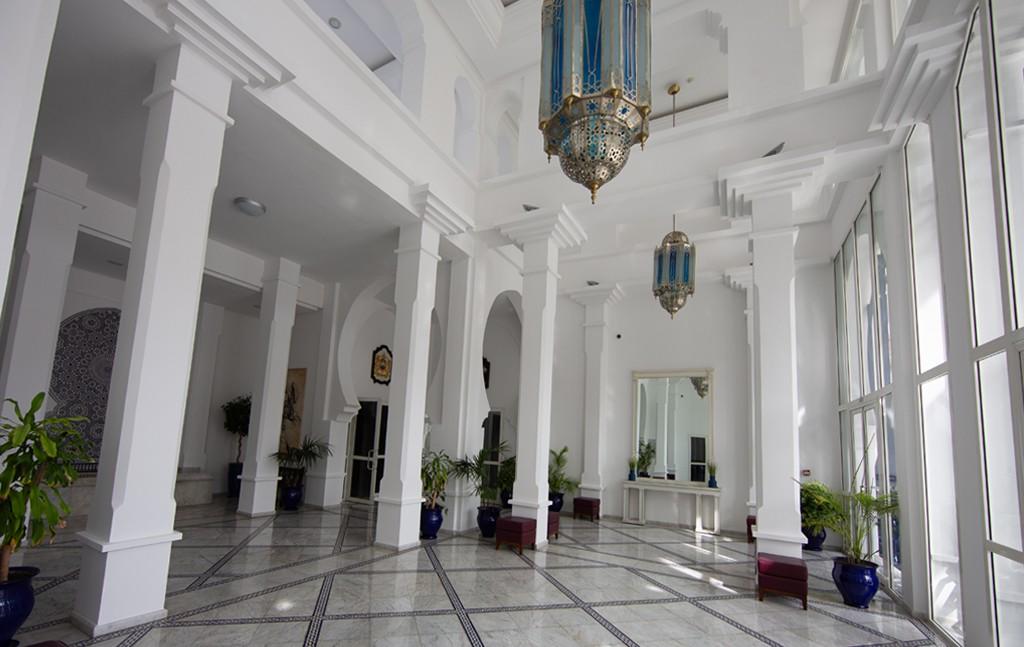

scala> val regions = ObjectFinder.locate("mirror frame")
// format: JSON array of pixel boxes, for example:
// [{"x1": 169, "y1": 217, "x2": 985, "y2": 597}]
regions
[{"x1": 630, "y1": 369, "x2": 715, "y2": 481}]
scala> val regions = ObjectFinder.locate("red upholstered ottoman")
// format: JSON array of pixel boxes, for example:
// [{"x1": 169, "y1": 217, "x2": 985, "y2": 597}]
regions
[
  {"x1": 757, "y1": 552, "x2": 808, "y2": 609},
  {"x1": 496, "y1": 516, "x2": 536, "y2": 554},
  {"x1": 573, "y1": 496, "x2": 600, "y2": 521},
  {"x1": 746, "y1": 515, "x2": 756, "y2": 543},
  {"x1": 548, "y1": 510, "x2": 559, "y2": 540}
]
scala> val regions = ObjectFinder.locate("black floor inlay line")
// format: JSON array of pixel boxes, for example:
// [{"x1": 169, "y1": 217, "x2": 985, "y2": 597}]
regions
[
  {"x1": 302, "y1": 574, "x2": 334, "y2": 647},
  {"x1": 424, "y1": 545, "x2": 483, "y2": 647},
  {"x1": 184, "y1": 514, "x2": 276, "y2": 591}
]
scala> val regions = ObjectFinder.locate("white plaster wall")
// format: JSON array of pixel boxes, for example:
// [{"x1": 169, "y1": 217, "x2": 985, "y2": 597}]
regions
[
  {"x1": 795, "y1": 265, "x2": 841, "y2": 491},
  {"x1": 600, "y1": 283, "x2": 749, "y2": 533},
  {"x1": 289, "y1": 310, "x2": 324, "y2": 444},
  {"x1": 62, "y1": 267, "x2": 123, "y2": 316},
  {"x1": 550, "y1": 295, "x2": 586, "y2": 500}
]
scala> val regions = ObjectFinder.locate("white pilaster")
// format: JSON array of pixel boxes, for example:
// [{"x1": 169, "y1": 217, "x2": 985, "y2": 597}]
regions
[
  {"x1": 0, "y1": 0, "x2": 60, "y2": 322},
  {"x1": 499, "y1": 207, "x2": 586, "y2": 546},
  {"x1": 306, "y1": 282, "x2": 358, "y2": 508},
  {"x1": 568, "y1": 284, "x2": 623, "y2": 500},
  {"x1": 72, "y1": 43, "x2": 233, "y2": 636},
  {"x1": 238, "y1": 258, "x2": 302, "y2": 517},
  {"x1": 750, "y1": 194, "x2": 804, "y2": 558},
  {"x1": 0, "y1": 158, "x2": 85, "y2": 410},
  {"x1": 179, "y1": 303, "x2": 224, "y2": 470},
  {"x1": 652, "y1": 378, "x2": 670, "y2": 479},
  {"x1": 725, "y1": 267, "x2": 758, "y2": 511},
  {"x1": 375, "y1": 222, "x2": 442, "y2": 549}
]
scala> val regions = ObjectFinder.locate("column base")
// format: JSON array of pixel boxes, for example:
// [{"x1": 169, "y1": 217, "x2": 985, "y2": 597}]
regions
[
  {"x1": 237, "y1": 474, "x2": 279, "y2": 517},
  {"x1": 752, "y1": 529, "x2": 805, "y2": 558},
  {"x1": 304, "y1": 472, "x2": 345, "y2": 508},
  {"x1": 579, "y1": 483, "x2": 603, "y2": 500},
  {"x1": 72, "y1": 530, "x2": 181, "y2": 637},
  {"x1": 444, "y1": 492, "x2": 478, "y2": 533},
  {"x1": 375, "y1": 495, "x2": 423, "y2": 549}
]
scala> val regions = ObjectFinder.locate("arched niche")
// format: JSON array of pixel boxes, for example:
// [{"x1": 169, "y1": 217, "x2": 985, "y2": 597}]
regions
[
  {"x1": 304, "y1": 0, "x2": 426, "y2": 114},
  {"x1": 481, "y1": 290, "x2": 523, "y2": 451},
  {"x1": 452, "y1": 76, "x2": 479, "y2": 170},
  {"x1": 487, "y1": 89, "x2": 523, "y2": 177}
]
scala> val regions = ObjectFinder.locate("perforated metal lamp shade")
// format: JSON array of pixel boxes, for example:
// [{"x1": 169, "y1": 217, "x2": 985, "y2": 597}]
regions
[
  {"x1": 652, "y1": 223, "x2": 696, "y2": 318},
  {"x1": 539, "y1": 0, "x2": 651, "y2": 203}
]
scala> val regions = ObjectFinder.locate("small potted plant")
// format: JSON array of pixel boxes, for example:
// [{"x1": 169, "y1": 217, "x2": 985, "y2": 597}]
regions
[
  {"x1": 707, "y1": 461, "x2": 718, "y2": 488},
  {"x1": 628, "y1": 456, "x2": 638, "y2": 481},
  {"x1": 221, "y1": 394, "x2": 251, "y2": 497},
  {"x1": 827, "y1": 443, "x2": 898, "y2": 608},
  {"x1": 800, "y1": 480, "x2": 841, "y2": 551},
  {"x1": 547, "y1": 446, "x2": 579, "y2": 512},
  {"x1": 0, "y1": 393, "x2": 89, "y2": 643},
  {"x1": 498, "y1": 454, "x2": 516, "y2": 508},
  {"x1": 270, "y1": 437, "x2": 332, "y2": 511},
  {"x1": 637, "y1": 440, "x2": 655, "y2": 478},
  {"x1": 421, "y1": 450, "x2": 454, "y2": 540},
  {"x1": 453, "y1": 442, "x2": 508, "y2": 538}
]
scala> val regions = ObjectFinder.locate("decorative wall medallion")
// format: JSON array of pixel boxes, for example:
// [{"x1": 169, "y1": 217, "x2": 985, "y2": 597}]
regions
[
  {"x1": 371, "y1": 345, "x2": 393, "y2": 385},
  {"x1": 47, "y1": 307, "x2": 121, "y2": 464}
]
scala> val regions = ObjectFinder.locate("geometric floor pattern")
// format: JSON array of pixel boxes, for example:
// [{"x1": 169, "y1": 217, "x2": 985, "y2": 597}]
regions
[{"x1": 17, "y1": 500, "x2": 938, "y2": 647}]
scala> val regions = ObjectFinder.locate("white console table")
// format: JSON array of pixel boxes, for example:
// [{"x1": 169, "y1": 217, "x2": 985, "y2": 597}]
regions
[{"x1": 622, "y1": 479, "x2": 721, "y2": 534}]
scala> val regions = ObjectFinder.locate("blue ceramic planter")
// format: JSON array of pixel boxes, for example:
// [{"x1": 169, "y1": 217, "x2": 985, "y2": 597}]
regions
[
  {"x1": 802, "y1": 527, "x2": 827, "y2": 551},
  {"x1": 280, "y1": 485, "x2": 303, "y2": 511},
  {"x1": 707, "y1": 476, "x2": 718, "y2": 489},
  {"x1": 476, "y1": 506, "x2": 500, "y2": 538},
  {"x1": 628, "y1": 470, "x2": 637, "y2": 481},
  {"x1": 421, "y1": 506, "x2": 444, "y2": 540},
  {"x1": 832, "y1": 558, "x2": 880, "y2": 608},
  {"x1": 548, "y1": 492, "x2": 565, "y2": 512},
  {"x1": 0, "y1": 566, "x2": 39, "y2": 646}
]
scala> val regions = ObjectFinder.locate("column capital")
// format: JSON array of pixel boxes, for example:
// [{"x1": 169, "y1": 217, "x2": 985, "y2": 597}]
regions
[
  {"x1": 717, "y1": 145, "x2": 828, "y2": 219},
  {"x1": 567, "y1": 283, "x2": 624, "y2": 309},
  {"x1": 723, "y1": 266, "x2": 753, "y2": 292},
  {"x1": 496, "y1": 205, "x2": 587, "y2": 250},
  {"x1": 147, "y1": 0, "x2": 293, "y2": 88},
  {"x1": 410, "y1": 183, "x2": 473, "y2": 236},
  {"x1": 262, "y1": 257, "x2": 302, "y2": 287},
  {"x1": 871, "y1": 13, "x2": 971, "y2": 132}
]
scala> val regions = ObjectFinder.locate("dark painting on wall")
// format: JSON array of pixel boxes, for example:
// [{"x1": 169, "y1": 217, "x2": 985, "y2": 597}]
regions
[
  {"x1": 48, "y1": 307, "x2": 121, "y2": 467},
  {"x1": 371, "y1": 345, "x2": 392, "y2": 385},
  {"x1": 483, "y1": 357, "x2": 491, "y2": 390}
]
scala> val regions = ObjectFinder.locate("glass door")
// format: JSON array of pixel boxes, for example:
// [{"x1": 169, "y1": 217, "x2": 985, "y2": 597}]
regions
[{"x1": 348, "y1": 400, "x2": 389, "y2": 503}]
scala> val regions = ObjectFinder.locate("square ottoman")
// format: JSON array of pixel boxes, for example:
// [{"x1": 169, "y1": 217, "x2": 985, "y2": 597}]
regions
[
  {"x1": 496, "y1": 516, "x2": 537, "y2": 554},
  {"x1": 548, "y1": 510, "x2": 560, "y2": 540},
  {"x1": 573, "y1": 496, "x2": 601, "y2": 522},
  {"x1": 757, "y1": 552, "x2": 808, "y2": 609}
]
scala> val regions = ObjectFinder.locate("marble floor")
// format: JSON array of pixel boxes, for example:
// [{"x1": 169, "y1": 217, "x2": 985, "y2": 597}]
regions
[{"x1": 17, "y1": 500, "x2": 938, "y2": 647}]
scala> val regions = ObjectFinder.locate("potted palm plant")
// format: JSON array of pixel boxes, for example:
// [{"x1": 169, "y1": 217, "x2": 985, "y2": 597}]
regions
[
  {"x1": 270, "y1": 437, "x2": 332, "y2": 511},
  {"x1": 636, "y1": 440, "x2": 655, "y2": 478},
  {"x1": 221, "y1": 394, "x2": 251, "y2": 497},
  {"x1": 547, "y1": 446, "x2": 579, "y2": 512},
  {"x1": 827, "y1": 444, "x2": 898, "y2": 608},
  {"x1": 498, "y1": 454, "x2": 516, "y2": 509},
  {"x1": 421, "y1": 450, "x2": 453, "y2": 540},
  {"x1": 454, "y1": 442, "x2": 508, "y2": 537},
  {"x1": 0, "y1": 393, "x2": 89, "y2": 643},
  {"x1": 800, "y1": 480, "x2": 841, "y2": 551},
  {"x1": 707, "y1": 461, "x2": 718, "y2": 488}
]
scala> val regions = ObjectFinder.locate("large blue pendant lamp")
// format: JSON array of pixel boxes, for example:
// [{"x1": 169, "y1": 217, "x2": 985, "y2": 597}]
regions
[
  {"x1": 540, "y1": 0, "x2": 652, "y2": 203},
  {"x1": 653, "y1": 215, "x2": 696, "y2": 318}
]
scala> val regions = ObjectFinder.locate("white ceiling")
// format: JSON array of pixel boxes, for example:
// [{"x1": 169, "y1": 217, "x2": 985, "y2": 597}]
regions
[{"x1": 35, "y1": 0, "x2": 412, "y2": 288}]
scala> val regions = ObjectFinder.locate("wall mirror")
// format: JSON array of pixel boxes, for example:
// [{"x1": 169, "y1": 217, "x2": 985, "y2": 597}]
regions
[{"x1": 632, "y1": 370, "x2": 713, "y2": 482}]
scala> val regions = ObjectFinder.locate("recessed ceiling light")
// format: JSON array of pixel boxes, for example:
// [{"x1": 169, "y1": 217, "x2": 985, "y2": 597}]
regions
[
  {"x1": 586, "y1": 280, "x2": 600, "y2": 286},
  {"x1": 328, "y1": 16, "x2": 341, "y2": 29},
  {"x1": 233, "y1": 196, "x2": 266, "y2": 218}
]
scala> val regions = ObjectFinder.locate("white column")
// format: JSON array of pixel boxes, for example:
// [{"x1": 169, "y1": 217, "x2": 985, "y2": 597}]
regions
[
  {"x1": 72, "y1": 43, "x2": 232, "y2": 636},
  {"x1": 437, "y1": 251, "x2": 488, "y2": 531},
  {"x1": 375, "y1": 222, "x2": 442, "y2": 549},
  {"x1": 750, "y1": 194, "x2": 804, "y2": 558},
  {"x1": 652, "y1": 379, "x2": 670, "y2": 478},
  {"x1": 238, "y1": 258, "x2": 301, "y2": 517},
  {"x1": 745, "y1": 287, "x2": 760, "y2": 510},
  {"x1": 306, "y1": 283, "x2": 359, "y2": 508},
  {"x1": 0, "y1": 158, "x2": 85, "y2": 409},
  {"x1": 862, "y1": 0, "x2": 894, "y2": 75},
  {"x1": 500, "y1": 207, "x2": 586, "y2": 546},
  {"x1": 0, "y1": 1, "x2": 60, "y2": 320},
  {"x1": 179, "y1": 303, "x2": 224, "y2": 471},
  {"x1": 569, "y1": 284, "x2": 622, "y2": 500}
]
